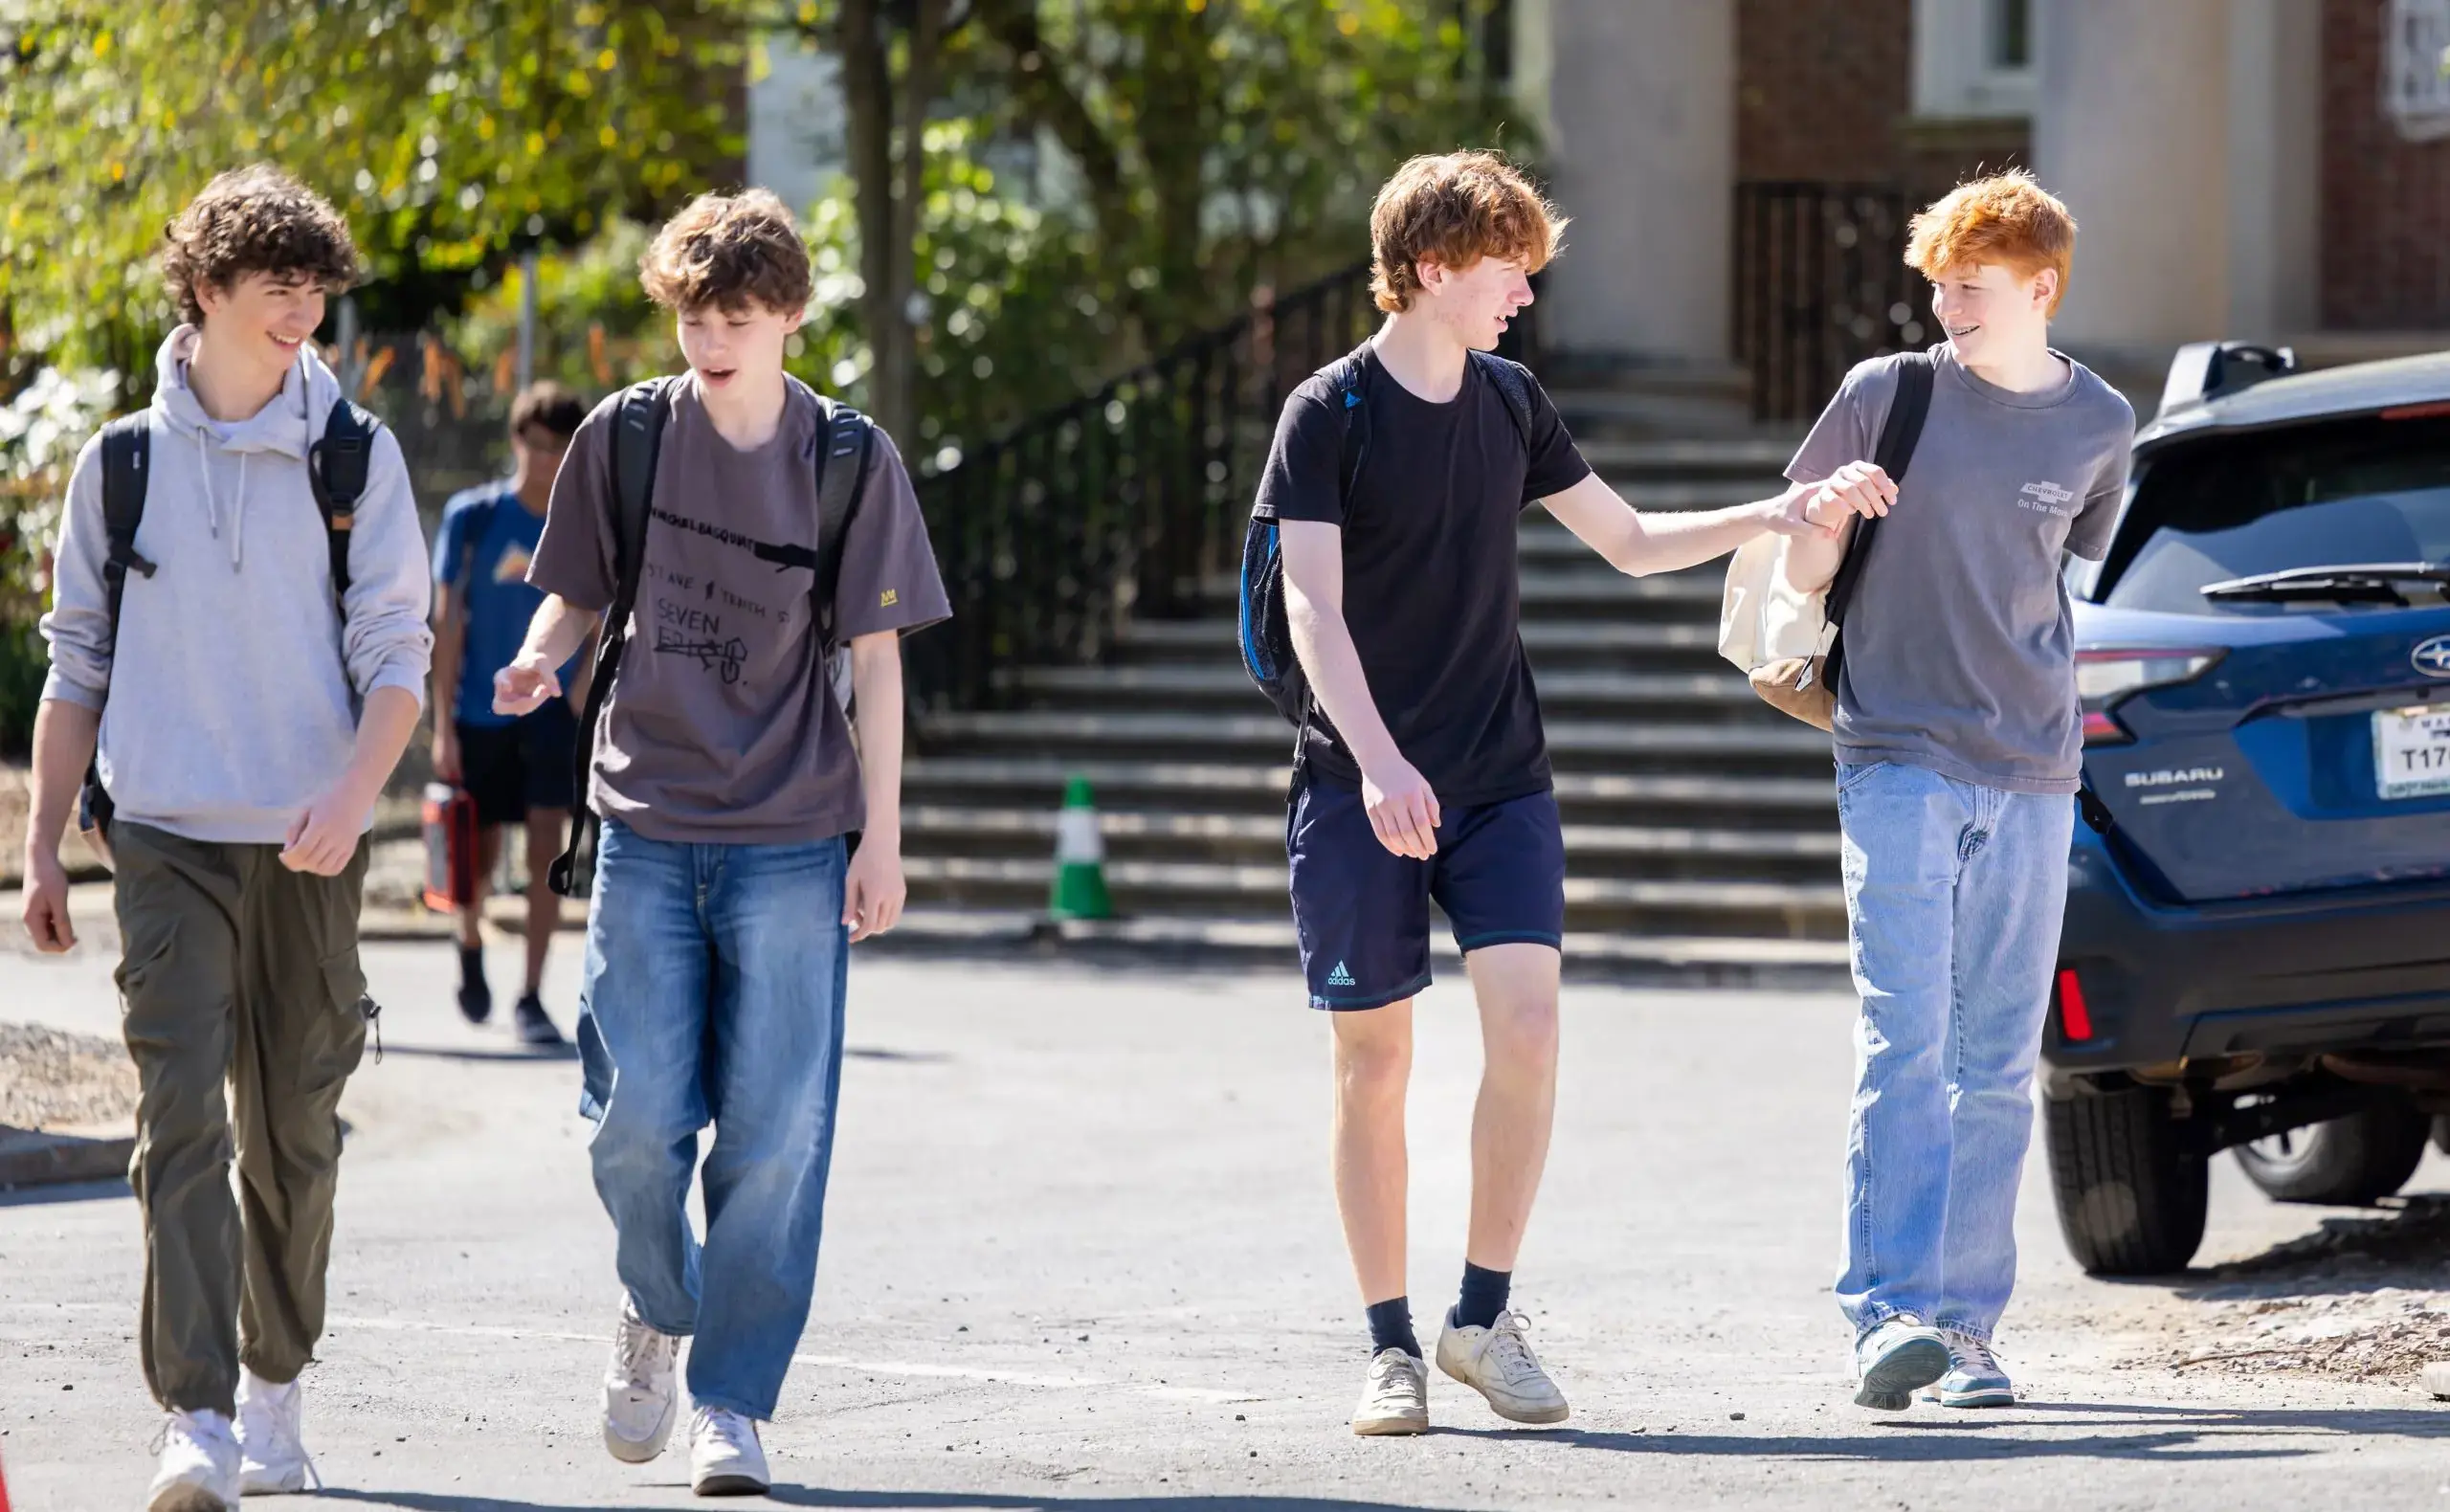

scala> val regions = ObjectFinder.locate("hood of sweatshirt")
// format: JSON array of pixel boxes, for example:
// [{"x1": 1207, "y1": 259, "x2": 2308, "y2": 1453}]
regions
[{"x1": 149, "y1": 324, "x2": 347, "y2": 569}]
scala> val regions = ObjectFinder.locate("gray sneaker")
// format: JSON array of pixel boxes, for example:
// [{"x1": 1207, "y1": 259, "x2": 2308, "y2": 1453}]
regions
[
  {"x1": 1925, "y1": 1328, "x2": 2016, "y2": 1408},
  {"x1": 1853, "y1": 1315, "x2": 1949, "y2": 1411}
]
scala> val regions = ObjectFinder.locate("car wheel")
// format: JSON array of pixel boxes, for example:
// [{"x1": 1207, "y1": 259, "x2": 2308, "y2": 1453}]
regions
[
  {"x1": 2233, "y1": 1099, "x2": 2431, "y2": 1205},
  {"x1": 2045, "y1": 1085, "x2": 2208, "y2": 1276}
]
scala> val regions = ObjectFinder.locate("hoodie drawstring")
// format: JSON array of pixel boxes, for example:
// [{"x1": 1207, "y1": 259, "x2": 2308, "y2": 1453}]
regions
[{"x1": 191, "y1": 429, "x2": 250, "y2": 570}]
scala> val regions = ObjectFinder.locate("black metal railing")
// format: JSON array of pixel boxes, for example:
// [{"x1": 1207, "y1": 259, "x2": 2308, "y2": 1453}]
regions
[
  {"x1": 908, "y1": 261, "x2": 1383, "y2": 713},
  {"x1": 1733, "y1": 182, "x2": 1928, "y2": 422}
]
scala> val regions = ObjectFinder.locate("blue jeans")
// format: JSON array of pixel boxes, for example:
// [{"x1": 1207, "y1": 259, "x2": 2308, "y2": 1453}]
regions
[
  {"x1": 1833, "y1": 761, "x2": 2073, "y2": 1344},
  {"x1": 575, "y1": 818, "x2": 850, "y2": 1419}
]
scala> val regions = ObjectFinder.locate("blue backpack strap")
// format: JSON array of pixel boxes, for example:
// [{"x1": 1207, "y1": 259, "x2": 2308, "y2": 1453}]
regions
[
  {"x1": 1317, "y1": 347, "x2": 1375, "y2": 508},
  {"x1": 1468, "y1": 349, "x2": 1535, "y2": 451}
]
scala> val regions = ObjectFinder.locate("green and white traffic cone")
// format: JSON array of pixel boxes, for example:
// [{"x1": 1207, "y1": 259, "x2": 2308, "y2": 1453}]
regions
[{"x1": 1048, "y1": 774, "x2": 1114, "y2": 922}]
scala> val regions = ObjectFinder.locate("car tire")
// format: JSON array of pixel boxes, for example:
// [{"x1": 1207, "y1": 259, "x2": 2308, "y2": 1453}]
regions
[
  {"x1": 2233, "y1": 1099, "x2": 2431, "y2": 1206},
  {"x1": 2045, "y1": 1085, "x2": 2208, "y2": 1276}
]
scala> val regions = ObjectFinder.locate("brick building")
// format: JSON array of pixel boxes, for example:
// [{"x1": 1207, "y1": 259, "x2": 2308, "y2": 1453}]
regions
[{"x1": 1517, "y1": 0, "x2": 2450, "y2": 408}]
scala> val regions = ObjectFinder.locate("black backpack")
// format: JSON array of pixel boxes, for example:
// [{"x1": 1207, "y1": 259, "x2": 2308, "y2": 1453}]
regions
[
  {"x1": 547, "y1": 378, "x2": 877, "y2": 899},
  {"x1": 77, "y1": 399, "x2": 380, "y2": 849},
  {"x1": 1236, "y1": 346, "x2": 1534, "y2": 725}
]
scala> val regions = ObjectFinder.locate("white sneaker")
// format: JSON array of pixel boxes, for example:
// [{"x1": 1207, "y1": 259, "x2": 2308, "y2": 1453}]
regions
[
  {"x1": 234, "y1": 1367, "x2": 320, "y2": 1495},
  {"x1": 688, "y1": 1405, "x2": 770, "y2": 1496},
  {"x1": 1853, "y1": 1314, "x2": 1949, "y2": 1411},
  {"x1": 1350, "y1": 1347, "x2": 1430, "y2": 1435},
  {"x1": 146, "y1": 1409, "x2": 240, "y2": 1512},
  {"x1": 601, "y1": 1299, "x2": 683, "y2": 1464},
  {"x1": 1436, "y1": 1309, "x2": 1570, "y2": 1425}
]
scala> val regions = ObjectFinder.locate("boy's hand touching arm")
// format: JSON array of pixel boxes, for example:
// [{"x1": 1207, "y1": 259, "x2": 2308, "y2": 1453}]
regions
[
  {"x1": 1778, "y1": 460, "x2": 1897, "y2": 594},
  {"x1": 1540, "y1": 471, "x2": 1836, "y2": 580},
  {"x1": 1279, "y1": 520, "x2": 1440, "y2": 859},
  {"x1": 282, "y1": 685, "x2": 421, "y2": 876}
]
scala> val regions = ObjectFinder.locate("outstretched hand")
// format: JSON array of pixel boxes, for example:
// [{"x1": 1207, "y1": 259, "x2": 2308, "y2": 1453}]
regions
[{"x1": 1800, "y1": 460, "x2": 1896, "y2": 530}]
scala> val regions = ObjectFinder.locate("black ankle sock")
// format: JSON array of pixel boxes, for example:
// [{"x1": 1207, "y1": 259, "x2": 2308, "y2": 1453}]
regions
[
  {"x1": 1453, "y1": 1262, "x2": 1511, "y2": 1331},
  {"x1": 1365, "y1": 1297, "x2": 1421, "y2": 1359},
  {"x1": 457, "y1": 945, "x2": 485, "y2": 986}
]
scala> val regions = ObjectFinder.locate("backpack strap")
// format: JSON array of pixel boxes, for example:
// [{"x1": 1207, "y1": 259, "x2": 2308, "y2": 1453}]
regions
[
  {"x1": 1467, "y1": 349, "x2": 1535, "y2": 452},
  {"x1": 811, "y1": 397, "x2": 876, "y2": 649},
  {"x1": 307, "y1": 397, "x2": 378, "y2": 609},
  {"x1": 96, "y1": 413, "x2": 157, "y2": 665},
  {"x1": 548, "y1": 377, "x2": 674, "y2": 900},
  {"x1": 1821, "y1": 349, "x2": 1936, "y2": 690},
  {"x1": 1318, "y1": 346, "x2": 1375, "y2": 509}
]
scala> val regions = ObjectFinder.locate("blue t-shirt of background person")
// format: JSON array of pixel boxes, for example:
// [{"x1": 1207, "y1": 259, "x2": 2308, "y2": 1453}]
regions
[{"x1": 432, "y1": 483, "x2": 578, "y2": 729}]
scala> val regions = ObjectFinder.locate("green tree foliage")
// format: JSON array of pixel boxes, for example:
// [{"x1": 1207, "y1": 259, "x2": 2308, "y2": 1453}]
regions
[{"x1": 0, "y1": 0, "x2": 744, "y2": 394}]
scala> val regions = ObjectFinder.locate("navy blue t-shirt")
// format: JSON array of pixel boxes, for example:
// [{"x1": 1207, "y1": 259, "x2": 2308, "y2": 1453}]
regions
[
  {"x1": 432, "y1": 483, "x2": 577, "y2": 728},
  {"x1": 1253, "y1": 345, "x2": 1592, "y2": 806}
]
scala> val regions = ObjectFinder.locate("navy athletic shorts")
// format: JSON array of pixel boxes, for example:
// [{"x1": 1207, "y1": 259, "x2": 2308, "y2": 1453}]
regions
[
  {"x1": 455, "y1": 700, "x2": 580, "y2": 827},
  {"x1": 1285, "y1": 771, "x2": 1567, "y2": 1012}
]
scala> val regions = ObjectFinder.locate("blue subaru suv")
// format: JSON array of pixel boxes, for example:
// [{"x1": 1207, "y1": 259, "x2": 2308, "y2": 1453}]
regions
[{"x1": 2042, "y1": 342, "x2": 2450, "y2": 1275}]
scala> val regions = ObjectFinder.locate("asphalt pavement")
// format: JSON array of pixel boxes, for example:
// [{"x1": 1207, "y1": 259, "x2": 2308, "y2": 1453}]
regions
[{"x1": 4, "y1": 921, "x2": 2448, "y2": 1510}]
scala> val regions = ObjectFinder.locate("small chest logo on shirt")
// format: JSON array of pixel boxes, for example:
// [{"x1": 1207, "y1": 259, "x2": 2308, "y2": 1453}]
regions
[
  {"x1": 491, "y1": 545, "x2": 534, "y2": 585},
  {"x1": 2014, "y1": 480, "x2": 2078, "y2": 520},
  {"x1": 880, "y1": 589, "x2": 899, "y2": 608}
]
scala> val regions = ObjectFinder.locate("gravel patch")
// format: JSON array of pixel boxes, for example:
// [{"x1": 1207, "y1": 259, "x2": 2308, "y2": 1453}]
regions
[
  {"x1": 2116, "y1": 1197, "x2": 2450, "y2": 1383},
  {"x1": 0, "y1": 1021, "x2": 137, "y2": 1130}
]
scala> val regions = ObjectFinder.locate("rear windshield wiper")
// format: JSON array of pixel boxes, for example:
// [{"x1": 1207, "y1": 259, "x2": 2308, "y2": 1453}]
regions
[{"x1": 2200, "y1": 562, "x2": 2450, "y2": 606}]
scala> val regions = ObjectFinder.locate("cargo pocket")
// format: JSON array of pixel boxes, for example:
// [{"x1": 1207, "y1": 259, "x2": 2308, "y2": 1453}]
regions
[{"x1": 314, "y1": 947, "x2": 376, "y2": 1079}]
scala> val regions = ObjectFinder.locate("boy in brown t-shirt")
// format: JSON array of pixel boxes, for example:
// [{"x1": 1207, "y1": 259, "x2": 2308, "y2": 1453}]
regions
[{"x1": 496, "y1": 189, "x2": 948, "y2": 1496}]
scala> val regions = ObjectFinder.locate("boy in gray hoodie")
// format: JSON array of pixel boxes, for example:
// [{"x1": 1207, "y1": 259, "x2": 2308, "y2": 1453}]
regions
[{"x1": 17, "y1": 166, "x2": 432, "y2": 1512}]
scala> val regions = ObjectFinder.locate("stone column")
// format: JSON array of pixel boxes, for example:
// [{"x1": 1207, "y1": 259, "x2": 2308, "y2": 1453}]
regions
[
  {"x1": 2036, "y1": 0, "x2": 2322, "y2": 359},
  {"x1": 1531, "y1": 0, "x2": 1738, "y2": 365}
]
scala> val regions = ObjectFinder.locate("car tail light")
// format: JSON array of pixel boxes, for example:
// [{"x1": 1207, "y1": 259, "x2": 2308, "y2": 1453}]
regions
[
  {"x1": 2056, "y1": 967, "x2": 2094, "y2": 1042},
  {"x1": 2076, "y1": 648, "x2": 2223, "y2": 745}
]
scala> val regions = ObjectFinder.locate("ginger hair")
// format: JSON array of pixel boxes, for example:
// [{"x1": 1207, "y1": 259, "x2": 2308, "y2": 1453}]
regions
[
  {"x1": 1369, "y1": 151, "x2": 1568, "y2": 314},
  {"x1": 1905, "y1": 169, "x2": 2078, "y2": 316}
]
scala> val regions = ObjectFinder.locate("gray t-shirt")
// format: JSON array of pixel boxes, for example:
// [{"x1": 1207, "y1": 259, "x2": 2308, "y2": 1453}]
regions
[
  {"x1": 1787, "y1": 346, "x2": 2135, "y2": 795},
  {"x1": 529, "y1": 375, "x2": 950, "y2": 843}
]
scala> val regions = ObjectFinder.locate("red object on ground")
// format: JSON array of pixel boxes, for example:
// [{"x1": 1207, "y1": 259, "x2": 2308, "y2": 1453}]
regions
[
  {"x1": 2, "y1": 1440, "x2": 15, "y2": 1512},
  {"x1": 2056, "y1": 967, "x2": 2094, "y2": 1042},
  {"x1": 422, "y1": 784, "x2": 481, "y2": 913}
]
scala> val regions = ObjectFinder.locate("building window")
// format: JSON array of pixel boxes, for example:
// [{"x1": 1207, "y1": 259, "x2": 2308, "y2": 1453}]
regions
[
  {"x1": 1912, "y1": 0, "x2": 2038, "y2": 120},
  {"x1": 2384, "y1": 0, "x2": 2450, "y2": 142}
]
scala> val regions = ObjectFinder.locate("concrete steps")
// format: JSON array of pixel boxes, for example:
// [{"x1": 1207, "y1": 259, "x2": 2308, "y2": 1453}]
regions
[{"x1": 904, "y1": 424, "x2": 1846, "y2": 983}]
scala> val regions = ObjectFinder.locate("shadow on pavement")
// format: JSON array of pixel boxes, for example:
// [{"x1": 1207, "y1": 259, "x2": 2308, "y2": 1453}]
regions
[
  {"x1": 371, "y1": 1043, "x2": 581, "y2": 1064},
  {"x1": 301, "y1": 1403, "x2": 2450, "y2": 1512},
  {"x1": 319, "y1": 1490, "x2": 1479, "y2": 1512},
  {"x1": 0, "y1": 1175, "x2": 129, "y2": 1207}
]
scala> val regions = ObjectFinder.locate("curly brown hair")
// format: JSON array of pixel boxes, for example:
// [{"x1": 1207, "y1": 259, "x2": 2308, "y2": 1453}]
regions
[
  {"x1": 1369, "y1": 151, "x2": 1567, "y2": 315},
  {"x1": 160, "y1": 166, "x2": 359, "y2": 326},
  {"x1": 637, "y1": 189, "x2": 813, "y2": 315}
]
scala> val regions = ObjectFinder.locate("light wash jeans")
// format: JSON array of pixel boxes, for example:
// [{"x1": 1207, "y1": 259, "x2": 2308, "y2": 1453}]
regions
[
  {"x1": 575, "y1": 818, "x2": 850, "y2": 1419},
  {"x1": 1833, "y1": 760, "x2": 2073, "y2": 1345}
]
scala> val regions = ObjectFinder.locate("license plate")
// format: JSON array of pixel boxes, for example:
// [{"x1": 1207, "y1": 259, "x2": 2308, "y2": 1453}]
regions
[{"x1": 2374, "y1": 705, "x2": 2450, "y2": 799}]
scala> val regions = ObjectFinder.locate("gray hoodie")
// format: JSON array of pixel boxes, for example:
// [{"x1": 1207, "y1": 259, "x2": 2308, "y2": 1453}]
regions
[{"x1": 40, "y1": 327, "x2": 434, "y2": 844}]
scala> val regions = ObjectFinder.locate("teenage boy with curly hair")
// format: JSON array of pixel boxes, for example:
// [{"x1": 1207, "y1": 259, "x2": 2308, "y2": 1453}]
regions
[{"x1": 20, "y1": 165, "x2": 433, "y2": 1511}]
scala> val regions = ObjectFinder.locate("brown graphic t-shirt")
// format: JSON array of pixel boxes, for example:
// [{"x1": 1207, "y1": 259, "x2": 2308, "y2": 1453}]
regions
[{"x1": 528, "y1": 374, "x2": 951, "y2": 844}]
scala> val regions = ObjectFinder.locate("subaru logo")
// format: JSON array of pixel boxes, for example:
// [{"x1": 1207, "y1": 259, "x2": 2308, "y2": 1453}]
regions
[{"x1": 2416, "y1": 634, "x2": 2450, "y2": 678}]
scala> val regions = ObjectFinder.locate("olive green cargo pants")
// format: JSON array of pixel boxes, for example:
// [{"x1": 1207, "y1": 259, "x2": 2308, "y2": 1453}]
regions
[{"x1": 111, "y1": 821, "x2": 371, "y2": 1418}]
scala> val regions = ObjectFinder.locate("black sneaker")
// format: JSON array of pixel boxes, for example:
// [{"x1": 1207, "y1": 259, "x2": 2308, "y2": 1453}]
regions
[
  {"x1": 514, "y1": 992, "x2": 566, "y2": 1047},
  {"x1": 457, "y1": 946, "x2": 492, "y2": 1025}
]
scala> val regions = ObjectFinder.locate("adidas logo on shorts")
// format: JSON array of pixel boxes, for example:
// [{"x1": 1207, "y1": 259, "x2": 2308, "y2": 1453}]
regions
[{"x1": 1326, "y1": 961, "x2": 1357, "y2": 988}]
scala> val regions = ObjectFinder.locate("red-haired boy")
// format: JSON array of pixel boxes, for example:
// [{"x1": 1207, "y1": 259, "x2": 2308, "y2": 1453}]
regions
[{"x1": 1780, "y1": 170, "x2": 2135, "y2": 1411}]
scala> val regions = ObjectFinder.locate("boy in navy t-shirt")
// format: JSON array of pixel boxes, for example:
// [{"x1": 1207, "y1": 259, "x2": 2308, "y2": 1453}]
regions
[
  {"x1": 1257, "y1": 152, "x2": 1832, "y2": 1437},
  {"x1": 430, "y1": 382, "x2": 588, "y2": 1044}
]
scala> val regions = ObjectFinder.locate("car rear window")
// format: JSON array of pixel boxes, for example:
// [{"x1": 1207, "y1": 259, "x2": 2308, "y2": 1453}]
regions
[{"x1": 2096, "y1": 412, "x2": 2450, "y2": 614}]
